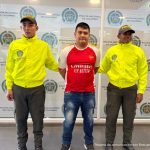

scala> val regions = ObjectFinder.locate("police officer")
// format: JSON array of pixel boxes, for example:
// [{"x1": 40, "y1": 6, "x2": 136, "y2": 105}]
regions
[
  {"x1": 99, "y1": 25, "x2": 148, "y2": 150},
  {"x1": 5, "y1": 16, "x2": 58, "y2": 150}
]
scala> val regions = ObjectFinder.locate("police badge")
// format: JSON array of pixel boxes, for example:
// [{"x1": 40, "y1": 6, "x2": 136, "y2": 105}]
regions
[
  {"x1": 112, "y1": 54, "x2": 117, "y2": 61},
  {"x1": 17, "y1": 50, "x2": 23, "y2": 57}
]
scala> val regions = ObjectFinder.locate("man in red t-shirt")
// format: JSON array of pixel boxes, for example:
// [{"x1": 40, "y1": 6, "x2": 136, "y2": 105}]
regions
[{"x1": 59, "y1": 22, "x2": 100, "y2": 150}]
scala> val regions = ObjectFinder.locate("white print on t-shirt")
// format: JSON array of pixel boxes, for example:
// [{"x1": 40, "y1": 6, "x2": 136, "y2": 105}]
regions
[{"x1": 71, "y1": 64, "x2": 92, "y2": 73}]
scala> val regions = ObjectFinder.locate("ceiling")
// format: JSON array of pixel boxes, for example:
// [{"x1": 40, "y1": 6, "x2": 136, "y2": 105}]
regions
[
  {"x1": 0, "y1": 0, "x2": 101, "y2": 8},
  {"x1": 0, "y1": 0, "x2": 149, "y2": 9}
]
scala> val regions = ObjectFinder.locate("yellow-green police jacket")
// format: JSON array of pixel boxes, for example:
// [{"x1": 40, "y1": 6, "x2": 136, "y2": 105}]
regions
[
  {"x1": 99, "y1": 42, "x2": 148, "y2": 94},
  {"x1": 5, "y1": 35, "x2": 58, "y2": 90}
]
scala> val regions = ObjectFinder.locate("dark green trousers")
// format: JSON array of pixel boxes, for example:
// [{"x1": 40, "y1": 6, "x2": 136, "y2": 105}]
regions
[
  {"x1": 105, "y1": 83, "x2": 137, "y2": 144},
  {"x1": 13, "y1": 84, "x2": 45, "y2": 148}
]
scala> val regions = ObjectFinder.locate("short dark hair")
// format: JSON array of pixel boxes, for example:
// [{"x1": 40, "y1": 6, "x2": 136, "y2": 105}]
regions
[{"x1": 75, "y1": 22, "x2": 90, "y2": 32}]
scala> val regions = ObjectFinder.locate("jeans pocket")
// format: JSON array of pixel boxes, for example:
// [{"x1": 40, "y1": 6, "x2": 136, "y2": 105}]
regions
[{"x1": 64, "y1": 92, "x2": 72, "y2": 98}]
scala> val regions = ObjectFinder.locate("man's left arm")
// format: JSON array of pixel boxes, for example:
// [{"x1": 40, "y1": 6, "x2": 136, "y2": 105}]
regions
[
  {"x1": 137, "y1": 50, "x2": 148, "y2": 103},
  {"x1": 94, "y1": 67, "x2": 99, "y2": 74},
  {"x1": 45, "y1": 44, "x2": 58, "y2": 72}
]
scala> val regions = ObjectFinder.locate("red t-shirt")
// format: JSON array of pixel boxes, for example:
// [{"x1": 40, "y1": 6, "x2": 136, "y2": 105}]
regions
[{"x1": 59, "y1": 45, "x2": 100, "y2": 92}]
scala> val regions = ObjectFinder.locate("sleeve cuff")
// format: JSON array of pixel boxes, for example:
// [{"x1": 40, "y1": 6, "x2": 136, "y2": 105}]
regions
[{"x1": 138, "y1": 89, "x2": 145, "y2": 94}]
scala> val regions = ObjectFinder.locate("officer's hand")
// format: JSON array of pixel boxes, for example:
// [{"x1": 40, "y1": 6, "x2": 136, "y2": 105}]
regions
[
  {"x1": 136, "y1": 93, "x2": 143, "y2": 103},
  {"x1": 6, "y1": 89, "x2": 14, "y2": 101}
]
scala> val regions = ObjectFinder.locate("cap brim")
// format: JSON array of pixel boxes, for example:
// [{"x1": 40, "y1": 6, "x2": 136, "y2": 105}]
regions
[
  {"x1": 20, "y1": 18, "x2": 37, "y2": 24},
  {"x1": 122, "y1": 29, "x2": 135, "y2": 34}
]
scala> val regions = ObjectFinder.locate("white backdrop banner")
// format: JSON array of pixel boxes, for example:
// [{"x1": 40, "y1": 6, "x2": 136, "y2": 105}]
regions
[{"x1": 0, "y1": 4, "x2": 101, "y2": 118}]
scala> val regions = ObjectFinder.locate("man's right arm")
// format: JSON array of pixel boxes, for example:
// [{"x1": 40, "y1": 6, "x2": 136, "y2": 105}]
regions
[
  {"x1": 45, "y1": 44, "x2": 58, "y2": 72},
  {"x1": 6, "y1": 89, "x2": 14, "y2": 101},
  {"x1": 98, "y1": 50, "x2": 111, "y2": 73},
  {"x1": 136, "y1": 48, "x2": 148, "y2": 103},
  {"x1": 5, "y1": 42, "x2": 15, "y2": 101},
  {"x1": 59, "y1": 68, "x2": 66, "y2": 80},
  {"x1": 58, "y1": 46, "x2": 69, "y2": 80}
]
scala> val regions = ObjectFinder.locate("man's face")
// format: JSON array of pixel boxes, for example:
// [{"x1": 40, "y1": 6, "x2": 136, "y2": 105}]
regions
[
  {"x1": 21, "y1": 20, "x2": 38, "y2": 38},
  {"x1": 118, "y1": 31, "x2": 133, "y2": 44},
  {"x1": 74, "y1": 27, "x2": 90, "y2": 46}
]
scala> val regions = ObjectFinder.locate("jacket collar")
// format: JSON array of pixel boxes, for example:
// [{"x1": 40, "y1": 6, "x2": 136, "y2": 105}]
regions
[
  {"x1": 118, "y1": 42, "x2": 132, "y2": 45},
  {"x1": 118, "y1": 42, "x2": 132, "y2": 46},
  {"x1": 22, "y1": 35, "x2": 37, "y2": 42}
]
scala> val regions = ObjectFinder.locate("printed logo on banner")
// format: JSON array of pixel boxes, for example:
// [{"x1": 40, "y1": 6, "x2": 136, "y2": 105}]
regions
[
  {"x1": 104, "y1": 104, "x2": 106, "y2": 115},
  {"x1": 0, "y1": 31, "x2": 16, "y2": 45},
  {"x1": 44, "y1": 79, "x2": 58, "y2": 94},
  {"x1": 89, "y1": 34, "x2": 97, "y2": 46},
  {"x1": 20, "y1": 6, "x2": 37, "y2": 18},
  {"x1": 108, "y1": 10, "x2": 123, "y2": 26},
  {"x1": 41, "y1": 33, "x2": 58, "y2": 48},
  {"x1": 132, "y1": 36, "x2": 141, "y2": 47},
  {"x1": 140, "y1": 102, "x2": 150, "y2": 116},
  {"x1": 1, "y1": 80, "x2": 7, "y2": 93},
  {"x1": 62, "y1": 8, "x2": 78, "y2": 24},
  {"x1": 17, "y1": 50, "x2": 23, "y2": 57},
  {"x1": 61, "y1": 104, "x2": 64, "y2": 114},
  {"x1": 147, "y1": 59, "x2": 150, "y2": 71},
  {"x1": 146, "y1": 14, "x2": 150, "y2": 26}
]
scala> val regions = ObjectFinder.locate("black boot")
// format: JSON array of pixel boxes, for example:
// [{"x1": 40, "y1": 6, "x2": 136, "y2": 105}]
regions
[
  {"x1": 17, "y1": 145, "x2": 27, "y2": 150},
  {"x1": 123, "y1": 143, "x2": 135, "y2": 150},
  {"x1": 105, "y1": 143, "x2": 113, "y2": 150}
]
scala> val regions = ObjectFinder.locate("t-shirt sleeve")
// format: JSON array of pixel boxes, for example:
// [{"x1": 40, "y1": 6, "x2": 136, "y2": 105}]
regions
[{"x1": 58, "y1": 45, "x2": 73, "y2": 69}]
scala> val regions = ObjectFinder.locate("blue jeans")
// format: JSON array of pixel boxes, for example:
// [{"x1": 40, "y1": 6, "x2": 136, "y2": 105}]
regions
[{"x1": 62, "y1": 92, "x2": 95, "y2": 145}]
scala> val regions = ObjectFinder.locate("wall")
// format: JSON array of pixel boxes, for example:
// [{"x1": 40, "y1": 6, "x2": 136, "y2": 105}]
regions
[
  {"x1": 101, "y1": 0, "x2": 150, "y2": 119},
  {"x1": 0, "y1": 0, "x2": 150, "y2": 121}
]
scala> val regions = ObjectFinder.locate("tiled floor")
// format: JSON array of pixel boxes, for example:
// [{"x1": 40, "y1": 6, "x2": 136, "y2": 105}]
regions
[{"x1": 0, "y1": 124, "x2": 150, "y2": 150}]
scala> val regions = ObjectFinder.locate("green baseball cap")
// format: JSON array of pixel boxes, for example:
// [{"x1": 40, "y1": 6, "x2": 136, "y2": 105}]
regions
[
  {"x1": 20, "y1": 16, "x2": 37, "y2": 25},
  {"x1": 118, "y1": 25, "x2": 135, "y2": 34}
]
